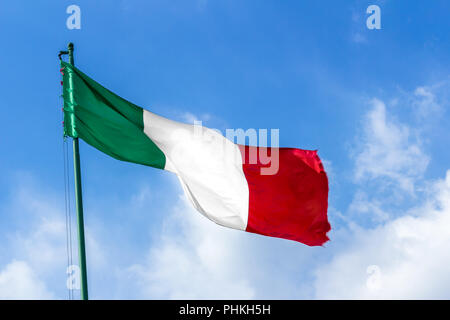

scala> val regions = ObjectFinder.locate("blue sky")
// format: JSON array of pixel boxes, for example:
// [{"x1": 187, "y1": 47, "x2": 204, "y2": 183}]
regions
[{"x1": 1, "y1": 0, "x2": 450, "y2": 299}]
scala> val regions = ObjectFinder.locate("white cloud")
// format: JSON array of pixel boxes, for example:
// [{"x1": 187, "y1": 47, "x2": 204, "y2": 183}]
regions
[
  {"x1": 11, "y1": 218, "x2": 67, "y2": 276},
  {"x1": 5, "y1": 179, "x2": 69, "y2": 275},
  {"x1": 181, "y1": 111, "x2": 212, "y2": 125},
  {"x1": 316, "y1": 87, "x2": 450, "y2": 299},
  {"x1": 0, "y1": 261, "x2": 53, "y2": 299},
  {"x1": 315, "y1": 170, "x2": 450, "y2": 299},
  {"x1": 127, "y1": 195, "x2": 255, "y2": 299},
  {"x1": 354, "y1": 98, "x2": 429, "y2": 193},
  {"x1": 413, "y1": 86, "x2": 443, "y2": 119},
  {"x1": 348, "y1": 190, "x2": 389, "y2": 222},
  {"x1": 0, "y1": 176, "x2": 74, "y2": 299}
]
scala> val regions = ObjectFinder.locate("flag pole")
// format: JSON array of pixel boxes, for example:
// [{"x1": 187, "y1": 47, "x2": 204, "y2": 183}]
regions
[{"x1": 68, "y1": 42, "x2": 89, "y2": 300}]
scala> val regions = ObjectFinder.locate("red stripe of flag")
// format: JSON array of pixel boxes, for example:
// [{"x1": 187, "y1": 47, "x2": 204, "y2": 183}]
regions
[{"x1": 238, "y1": 145, "x2": 330, "y2": 246}]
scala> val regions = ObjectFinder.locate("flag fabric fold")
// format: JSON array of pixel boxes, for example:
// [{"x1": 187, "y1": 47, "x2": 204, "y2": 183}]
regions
[{"x1": 61, "y1": 61, "x2": 330, "y2": 246}]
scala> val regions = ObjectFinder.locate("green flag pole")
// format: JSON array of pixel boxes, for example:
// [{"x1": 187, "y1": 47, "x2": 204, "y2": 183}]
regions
[{"x1": 67, "y1": 42, "x2": 89, "y2": 300}]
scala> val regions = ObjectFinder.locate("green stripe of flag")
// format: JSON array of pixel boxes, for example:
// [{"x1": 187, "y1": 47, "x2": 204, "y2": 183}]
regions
[{"x1": 61, "y1": 61, "x2": 166, "y2": 169}]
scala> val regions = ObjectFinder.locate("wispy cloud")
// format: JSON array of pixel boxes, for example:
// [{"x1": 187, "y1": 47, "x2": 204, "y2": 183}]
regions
[
  {"x1": 181, "y1": 111, "x2": 212, "y2": 124},
  {"x1": 0, "y1": 261, "x2": 53, "y2": 299},
  {"x1": 351, "y1": 32, "x2": 367, "y2": 44},
  {"x1": 354, "y1": 98, "x2": 429, "y2": 194}
]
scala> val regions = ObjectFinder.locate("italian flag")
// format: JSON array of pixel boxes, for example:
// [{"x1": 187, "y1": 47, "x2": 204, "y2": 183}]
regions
[{"x1": 61, "y1": 61, "x2": 330, "y2": 246}]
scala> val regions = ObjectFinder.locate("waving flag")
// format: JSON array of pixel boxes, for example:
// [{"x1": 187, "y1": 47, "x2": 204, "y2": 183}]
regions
[{"x1": 61, "y1": 61, "x2": 330, "y2": 246}]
